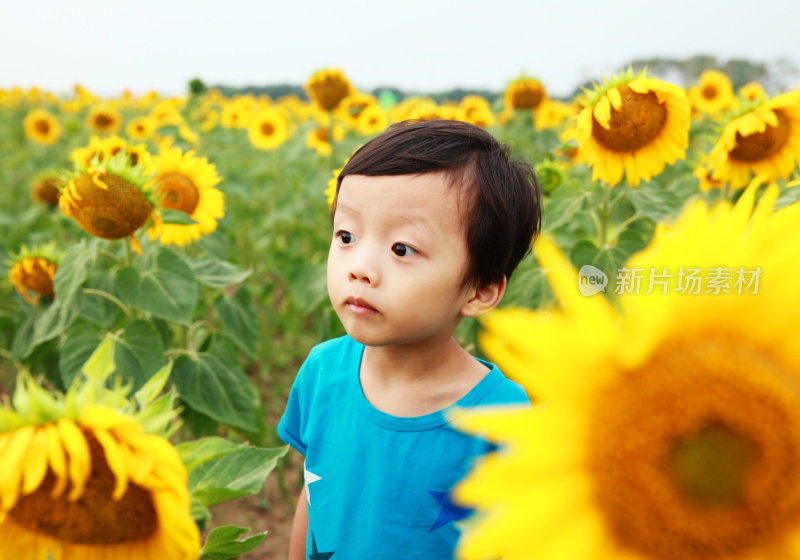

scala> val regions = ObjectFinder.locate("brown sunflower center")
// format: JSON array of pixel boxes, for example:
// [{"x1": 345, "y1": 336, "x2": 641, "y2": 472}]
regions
[
  {"x1": 702, "y1": 84, "x2": 719, "y2": 100},
  {"x1": 34, "y1": 119, "x2": 51, "y2": 135},
  {"x1": 16, "y1": 258, "x2": 55, "y2": 296},
  {"x1": 94, "y1": 114, "x2": 113, "y2": 128},
  {"x1": 729, "y1": 110, "x2": 791, "y2": 162},
  {"x1": 310, "y1": 77, "x2": 350, "y2": 111},
  {"x1": 155, "y1": 172, "x2": 200, "y2": 215},
  {"x1": 9, "y1": 431, "x2": 158, "y2": 544},
  {"x1": 315, "y1": 127, "x2": 330, "y2": 142},
  {"x1": 511, "y1": 84, "x2": 545, "y2": 110},
  {"x1": 61, "y1": 172, "x2": 153, "y2": 239},
  {"x1": 260, "y1": 122, "x2": 275, "y2": 136},
  {"x1": 591, "y1": 86, "x2": 668, "y2": 152},
  {"x1": 589, "y1": 340, "x2": 800, "y2": 559},
  {"x1": 33, "y1": 177, "x2": 62, "y2": 206}
]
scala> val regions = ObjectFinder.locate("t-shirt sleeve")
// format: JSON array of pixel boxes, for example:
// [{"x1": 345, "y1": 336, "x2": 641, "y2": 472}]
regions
[{"x1": 276, "y1": 351, "x2": 317, "y2": 456}]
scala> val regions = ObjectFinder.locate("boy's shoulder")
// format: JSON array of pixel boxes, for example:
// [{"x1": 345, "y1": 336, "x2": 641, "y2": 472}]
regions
[
  {"x1": 477, "y1": 360, "x2": 531, "y2": 407},
  {"x1": 298, "y1": 335, "x2": 362, "y2": 381}
]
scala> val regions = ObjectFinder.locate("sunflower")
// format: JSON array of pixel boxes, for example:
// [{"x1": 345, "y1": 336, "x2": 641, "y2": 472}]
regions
[
  {"x1": 0, "y1": 339, "x2": 199, "y2": 559},
  {"x1": 59, "y1": 148, "x2": 156, "y2": 252},
  {"x1": 355, "y1": 104, "x2": 389, "y2": 136},
  {"x1": 504, "y1": 76, "x2": 547, "y2": 111},
  {"x1": 689, "y1": 70, "x2": 738, "y2": 117},
  {"x1": 453, "y1": 179, "x2": 800, "y2": 560},
  {"x1": 706, "y1": 90, "x2": 800, "y2": 188},
  {"x1": 23, "y1": 109, "x2": 61, "y2": 146},
  {"x1": 8, "y1": 244, "x2": 60, "y2": 306},
  {"x1": 575, "y1": 69, "x2": 691, "y2": 186},
  {"x1": 739, "y1": 82, "x2": 767, "y2": 103},
  {"x1": 125, "y1": 116, "x2": 157, "y2": 141},
  {"x1": 305, "y1": 68, "x2": 354, "y2": 112},
  {"x1": 247, "y1": 108, "x2": 289, "y2": 150},
  {"x1": 336, "y1": 92, "x2": 379, "y2": 130},
  {"x1": 460, "y1": 95, "x2": 495, "y2": 128},
  {"x1": 146, "y1": 146, "x2": 224, "y2": 246},
  {"x1": 31, "y1": 172, "x2": 64, "y2": 207},
  {"x1": 533, "y1": 99, "x2": 573, "y2": 130},
  {"x1": 86, "y1": 104, "x2": 123, "y2": 134},
  {"x1": 306, "y1": 124, "x2": 345, "y2": 156}
]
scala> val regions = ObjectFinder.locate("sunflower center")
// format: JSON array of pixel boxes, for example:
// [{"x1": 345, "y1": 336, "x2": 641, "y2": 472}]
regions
[
  {"x1": 729, "y1": 110, "x2": 791, "y2": 162},
  {"x1": 589, "y1": 339, "x2": 800, "y2": 559},
  {"x1": 591, "y1": 86, "x2": 668, "y2": 152},
  {"x1": 260, "y1": 122, "x2": 275, "y2": 136},
  {"x1": 511, "y1": 85, "x2": 544, "y2": 110},
  {"x1": 62, "y1": 172, "x2": 153, "y2": 239},
  {"x1": 155, "y1": 172, "x2": 200, "y2": 215},
  {"x1": 702, "y1": 84, "x2": 719, "y2": 100},
  {"x1": 311, "y1": 77, "x2": 350, "y2": 111},
  {"x1": 9, "y1": 431, "x2": 158, "y2": 544},
  {"x1": 34, "y1": 119, "x2": 51, "y2": 134},
  {"x1": 95, "y1": 114, "x2": 113, "y2": 128},
  {"x1": 20, "y1": 259, "x2": 56, "y2": 296},
  {"x1": 315, "y1": 127, "x2": 329, "y2": 142},
  {"x1": 33, "y1": 177, "x2": 62, "y2": 206}
]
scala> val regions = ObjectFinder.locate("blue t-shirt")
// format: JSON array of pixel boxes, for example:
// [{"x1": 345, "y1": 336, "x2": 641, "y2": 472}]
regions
[{"x1": 277, "y1": 335, "x2": 530, "y2": 558}]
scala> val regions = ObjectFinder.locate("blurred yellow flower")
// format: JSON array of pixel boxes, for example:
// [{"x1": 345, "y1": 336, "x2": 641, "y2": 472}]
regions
[
  {"x1": 30, "y1": 173, "x2": 63, "y2": 208},
  {"x1": 86, "y1": 104, "x2": 123, "y2": 134},
  {"x1": 23, "y1": 109, "x2": 61, "y2": 146},
  {"x1": 355, "y1": 104, "x2": 389, "y2": 136},
  {"x1": 504, "y1": 76, "x2": 547, "y2": 111},
  {"x1": 247, "y1": 108, "x2": 289, "y2": 150},
  {"x1": 305, "y1": 68, "x2": 354, "y2": 112},
  {"x1": 689, "y1": 70, "x2": 738, "y2": 117},
  {"x1": 306, "y1": 124, "x2": 345, "y2": 156},
  {"x1": 454, "y1": 180, "x2": 800, "y2": 560},
  {"x1": 8, "y1": 245, "x2": 59, "y2": 306},
  {"x1": 126, "y1": 116, "x2": 157, "y2": 141}
]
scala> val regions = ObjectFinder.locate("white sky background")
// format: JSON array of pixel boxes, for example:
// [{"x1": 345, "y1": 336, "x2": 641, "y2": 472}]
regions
[{"x1": 2, "y1": 0, "x2": 798, "y2": 98}]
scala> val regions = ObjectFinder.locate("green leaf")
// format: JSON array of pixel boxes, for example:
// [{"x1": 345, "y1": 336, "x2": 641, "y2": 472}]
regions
[
  {"x1": 114, "y1": 320, "x2": 167, "y2": 390},
  {"x1": 59, "y1": 322, "x2": 102, "y2": 388},
  {"x1": 199, "y1": 525, "x2": 267, "y2": 560},
  {"x1": 116, "y1": 266, "x2": 140, "y2": 306},
  {"x1": 775, "y1": 186, "x2": 800, "y2": 210},
  {"x1": 171, "y1": 353, "x2": 260, "y2": 433},
  {"x1": 190, "y1": 258, "x2": 252, "y2": 288},
  {"x1": 626, "y1": 183, "x2": 683, "y2": 222},
  {"x1": 53, "y1": 242, "x2": 96, "y2": 300},
  {"x1": 214, "y1": 287, "x2": 259, "y2": 358},
  {"x1": 26, "y1": 298, "x2": 82, "y2": 356},
  {"x1": 160, "y1": 209, "x2": 198, "y2": 225},
  {"x1": 137, "y1": 248, "x2": 198, "y2": 323},
  {"x1": 189, "y1": 446, "x2": 288, "y2": 506},
  {"x1": 177, "y1": 436, "x2": 246, "y2": 472},
  {"x1": 543, "y1": 179, "x2": 586, "y2": 231}
]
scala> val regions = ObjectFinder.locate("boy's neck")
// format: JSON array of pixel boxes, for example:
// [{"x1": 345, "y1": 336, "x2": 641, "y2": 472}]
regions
[{"x1": 359, "y1": 336, "x2": 490, "y2": 417}]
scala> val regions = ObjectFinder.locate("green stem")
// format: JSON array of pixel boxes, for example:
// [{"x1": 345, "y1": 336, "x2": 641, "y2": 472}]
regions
[
  {"x1": 595, "y1": 183, "x2": 612, "y2": 247},
  {"x1": 83, "y1": 288, "x2": 131, "y2": 317},
  {"x1": 124, "y1": 237, "x2": 134, "y2": 268},
  {"x1": 609, "y1": 213, "x2": 645, "y2": 245}
]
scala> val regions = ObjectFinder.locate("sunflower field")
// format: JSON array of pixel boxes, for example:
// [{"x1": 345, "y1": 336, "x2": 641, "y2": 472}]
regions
[{"x1": 1, "y1": 65, "x2": 800, "y2": 559}]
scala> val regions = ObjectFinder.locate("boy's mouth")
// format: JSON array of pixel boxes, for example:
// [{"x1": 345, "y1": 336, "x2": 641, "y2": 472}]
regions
[{"x1": 345, "y1": 296, "x2": 379, "y2": 315}]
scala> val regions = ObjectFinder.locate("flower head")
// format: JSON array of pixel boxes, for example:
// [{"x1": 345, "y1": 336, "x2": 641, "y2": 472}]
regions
[
  {"x1": 706, "y1": 90, "x2": 800, "y2": 188},
  {"x1": 0, "y1": 337, "x2": 199, "y2": 560},
  {"x1": 247, "y1": 108, "x2": 289, "y2": 150},
  {"x1": 305, "y1": 69, "x2": 354, "y2": 112},
  {"x1": 453, "y1": 180, "x2": 800, "y2": 560},
  {"x1": 24, "y1": 109, "x2": 61, "y2": 146},
  {"x1": 86, "y1": 104, "x2": 123, "y2": 134},
  {"x1": 146, "y1": 146, "x2": 224, "y2": 246},
  {"x1": 689, "y1": 70, "x2": 739, "y2": 117},
  {"x1": 504, "y1": 76, "x2": 547, "y2": 111},
  {"x1": 8, "y1": 244, "x2": 60, "y2": 305},
  {"x1": 575, "y1": 68, "x2": 690, "y2": 186}
]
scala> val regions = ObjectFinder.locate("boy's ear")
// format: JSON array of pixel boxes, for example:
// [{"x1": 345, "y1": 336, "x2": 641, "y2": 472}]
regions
[{"x1": 461, "y1": 276, "x2": 507, "y2": 318}]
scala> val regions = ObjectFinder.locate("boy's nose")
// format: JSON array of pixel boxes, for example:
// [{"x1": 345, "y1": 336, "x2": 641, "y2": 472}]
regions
[{"x1": 347, "y1": 253, "x2": 379, "y2": 286}]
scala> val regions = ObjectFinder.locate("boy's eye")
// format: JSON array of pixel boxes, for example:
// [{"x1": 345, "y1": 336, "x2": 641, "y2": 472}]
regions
[
  {"x1": 392, "y1": 243, "x2": 418, "y2": 257},
  {"x1": 336, "y1": 230, "x2": 355, "y2": 244}
]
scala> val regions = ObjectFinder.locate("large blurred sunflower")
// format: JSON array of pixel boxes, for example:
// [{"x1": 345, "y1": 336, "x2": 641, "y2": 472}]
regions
[
  {"x1": 453, "y1": 180, "x2": 800, "y2": 560},
  {"x1": 575, "y1": 69, "x2": 690, "y2": 186},
  {"x1": 146, "y1": 146, "x2": 224, "y2": 246},
  {"x1": 8, "y1": 244, "x2": 60, "y2": 306},
  {"x1": 86, "y1": 104, "x2": 123, "y2": 134},
  {"x1": 305, "y1": 68, "x2": 353, "y2": 112},
  {"x1": 689, "y1": 70, "x2": 738, "y2": 117},
  {"x1": 247, "y1": 108, "x2": 289, "y2": 150},
  {"x1": 706, "y1": 90, "x2": 800, "y2": 188},
  {"x1": 23, "y1": 109, "x2": 61, "y2": 146},
  {"x1": 0, "y1": 339, "x2": 199, "y2": 559}
]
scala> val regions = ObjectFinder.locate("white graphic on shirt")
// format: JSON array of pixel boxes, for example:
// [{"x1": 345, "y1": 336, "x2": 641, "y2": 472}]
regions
[{"x1": 304, "y1": 461, "x2": 322, "y2": 508}]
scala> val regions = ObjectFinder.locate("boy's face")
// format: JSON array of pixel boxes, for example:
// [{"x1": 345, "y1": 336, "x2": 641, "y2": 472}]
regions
[{"x1": 327, "y1": 172, "x2": 475, "y2": 349}]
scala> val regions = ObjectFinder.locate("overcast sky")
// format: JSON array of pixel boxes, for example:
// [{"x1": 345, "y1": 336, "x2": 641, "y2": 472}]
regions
[{"x1": 2, "y1": 0, "x2": 798, "y2": 98}]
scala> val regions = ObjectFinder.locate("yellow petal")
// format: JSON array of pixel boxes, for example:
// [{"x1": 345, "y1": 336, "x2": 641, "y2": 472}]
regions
[
  {"x1": 0, "y1": 426, "x2": 35, "y2": 510},
  {"x1": 92, "y1": 428, "x2": 128, "y2": 500},
  {"x1": 21, "y1": 428, "x2": 48, "y2": 495},
  {"x1": 57, "y1": 418, "x2": 90, "y2": 501},
  {"x1": 44, "y1": 423, "x2": 68, "y2": 497}
]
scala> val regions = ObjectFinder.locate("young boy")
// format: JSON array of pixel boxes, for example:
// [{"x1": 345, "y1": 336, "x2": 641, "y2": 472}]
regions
[{"x1": 278, "y1": 119, "x2": 542, "y2": 559}]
